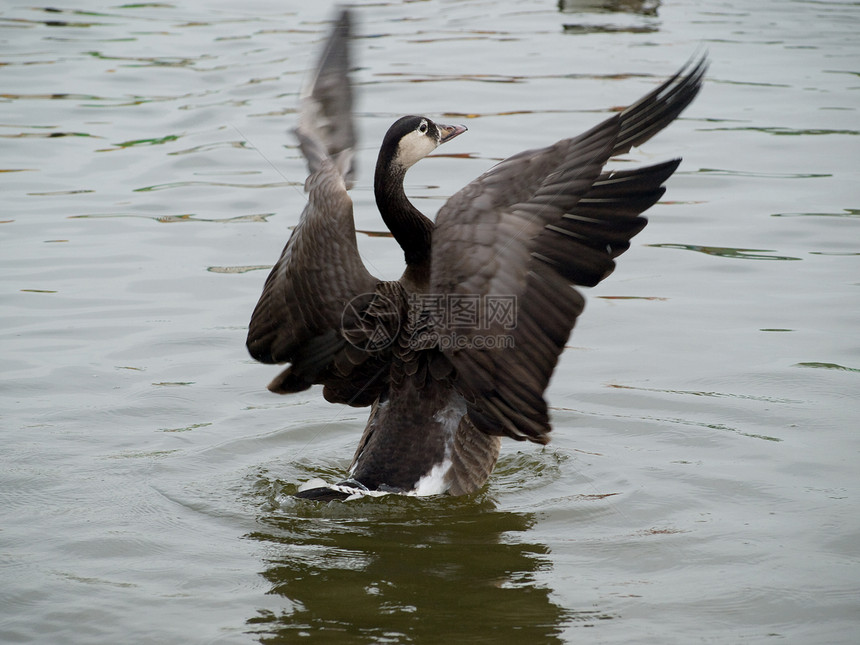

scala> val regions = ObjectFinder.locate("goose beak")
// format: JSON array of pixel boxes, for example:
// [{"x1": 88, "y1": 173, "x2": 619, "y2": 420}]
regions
[{"x1": 438, "y1": 123, "x2": 468, "y2": 144}]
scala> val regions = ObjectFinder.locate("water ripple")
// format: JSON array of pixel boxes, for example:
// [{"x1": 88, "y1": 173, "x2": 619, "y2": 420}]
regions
[
  {"x1": 794, "y1": 362, "x2": 860, "y2": 373},
  {"x1": 606, "y1": 383, "x2": 803, "y2": 405},
  {"x1": 67, "y1": 212, "x2": 272, "y2": 223},
  {"x1": 133, "y1": 180, "x2": 292, "y2": 192},
  {"x1": 647, "y1": 244, "x2": 802, "y2": 261},
  {"x1": 772, "y1": 208, "x2": 859, "y2": 218},
  {"x1": 696, "y1": 168, "x2": 832, "y2": 179},
  {"x1": 207, "y1": 265, "x2": 271, "y2": 274},
  {"x1": 702, "y1": 126, "x2": 859, "y2": 136}
]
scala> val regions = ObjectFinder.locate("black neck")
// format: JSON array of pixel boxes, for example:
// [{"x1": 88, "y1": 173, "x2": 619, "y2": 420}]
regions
[{"x1": 374, "y1": 158, "x2": 433, "y2": 269}]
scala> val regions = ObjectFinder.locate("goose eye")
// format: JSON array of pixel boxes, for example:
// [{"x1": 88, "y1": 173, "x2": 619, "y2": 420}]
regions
[{"x1": 418, "y1": 121, "x2": 428, "y2": 134}]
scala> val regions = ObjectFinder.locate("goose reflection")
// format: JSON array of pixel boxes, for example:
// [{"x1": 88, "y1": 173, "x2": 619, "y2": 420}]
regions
[{"x1": 247, "y1": 495, "x2": 613, "y2": 641}]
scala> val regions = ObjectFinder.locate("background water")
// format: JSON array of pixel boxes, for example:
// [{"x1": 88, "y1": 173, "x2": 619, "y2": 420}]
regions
[{"x1": 2, "y1": 0, "x2": 858, "y2": 642}]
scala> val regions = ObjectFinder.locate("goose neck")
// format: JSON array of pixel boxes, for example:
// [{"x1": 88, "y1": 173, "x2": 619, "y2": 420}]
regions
[{"x1": 374, "y1": 162, "x2": 433, "y2": 269}]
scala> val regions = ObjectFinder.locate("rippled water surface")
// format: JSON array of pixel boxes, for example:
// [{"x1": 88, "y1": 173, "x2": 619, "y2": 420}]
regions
[{"x1": 2, "y1": 0, "x2": 859, "y2": 643}]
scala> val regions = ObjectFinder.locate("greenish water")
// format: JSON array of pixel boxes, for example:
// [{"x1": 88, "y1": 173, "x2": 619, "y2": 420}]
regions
[{"x1": 2, "y1": 0, "x2": 859, "y2": 643}]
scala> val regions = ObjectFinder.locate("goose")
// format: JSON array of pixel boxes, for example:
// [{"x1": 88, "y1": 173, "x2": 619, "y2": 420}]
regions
[{"x1": 246, "y1": 9, "x2": 707, "y2": 500}]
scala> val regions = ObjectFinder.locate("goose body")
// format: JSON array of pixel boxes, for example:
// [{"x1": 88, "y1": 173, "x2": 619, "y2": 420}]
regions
[{"x1": 246, "y1": 10, "x2": 707, "y2": 500}]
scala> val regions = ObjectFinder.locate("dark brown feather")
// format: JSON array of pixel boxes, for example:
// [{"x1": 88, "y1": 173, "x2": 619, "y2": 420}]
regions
[{"x1": 429, "y1": 57, "x2": 706, "y2": 444}]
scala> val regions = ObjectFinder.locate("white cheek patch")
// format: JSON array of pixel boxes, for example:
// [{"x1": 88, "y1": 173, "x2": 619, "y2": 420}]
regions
[{"x1": 395, "y1": 131, "x2": 439, "y2": 169}]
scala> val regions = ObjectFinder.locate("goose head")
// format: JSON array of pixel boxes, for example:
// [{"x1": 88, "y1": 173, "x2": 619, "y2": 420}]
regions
[
  {"x1": 379, "y1": 115, "x2": 467, "y2": 173},
  {"x1": 374, "y1": 115, "x2": 467, "y2": 281}
]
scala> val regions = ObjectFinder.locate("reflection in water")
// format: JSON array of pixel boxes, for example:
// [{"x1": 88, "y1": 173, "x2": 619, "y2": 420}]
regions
[
  {"x1": 697, "y1": 168, "x2": 831, "y2": 179},
  {"x1": 67, "y1": 212, "x2": 272, "y2": 223},
  {"x1": 356, "y1": 229, "x2": 394, "y2": 238},
  {"x1": 83, "y1": 50, "x2": 212, "y2": 68},
  {"x1": 795, "y1": 362, "x2": 860, "y2": 373},
  {"x1": 246, "y1": 491, "x2": 604, "y2": 642},
  {"x1": 133, "y1": 180, "x2": 291, "y2": 192},
  {"x1": 562, "y1": 23, "x2": 657, "y2": 34},
  {"x1": 773, "y1": 209, "x2": 860, "y2": 218},
  {"x1": 607, "y1": 382, "x2": 802, "y2": 404},
  {"x1": 701, "y1": 126, "x2": 860, "y2": 137},
  {"x1": 207, "y1": 265, "x2": 272, "y2": 274},
  {"x1": 0, "y1": 130, "x2": 97, "y2": 139},
  {"x1": 647, "y1": 243, "x2": 801, "y2": 261},
  {"x1": 558, "y1": 0, "x2": 660, "y2": 15},
  {"x1": 558, "y1": 0, "x2": 660, "y2": 34},
  {"x1": 97, "y1": 134, "x2": 180, "y2": 151}
]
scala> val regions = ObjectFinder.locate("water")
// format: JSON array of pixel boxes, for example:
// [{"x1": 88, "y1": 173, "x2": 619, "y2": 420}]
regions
[{"x1": 2, "y1": 0, "x2": 858, "y2": 642}]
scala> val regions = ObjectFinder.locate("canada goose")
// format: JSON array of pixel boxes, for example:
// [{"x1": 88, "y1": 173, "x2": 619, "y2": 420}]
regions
[{"x1": 246, "y1": 9, "x2": 707, "y2": 500}]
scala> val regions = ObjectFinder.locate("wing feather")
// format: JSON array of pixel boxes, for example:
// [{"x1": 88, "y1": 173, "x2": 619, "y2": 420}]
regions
[
  {"x1": 430, "y1": 57, "x2": 706, "y2": 443},
  {"x1": 247, "y1": 9, "x2": 392, "y2": 405},
  {"x1": 296, "y1": 9, "x2": 356, "y2": 184},
  {"x1": 246, "y1": 157, "x2": 381, "y2": 399}
]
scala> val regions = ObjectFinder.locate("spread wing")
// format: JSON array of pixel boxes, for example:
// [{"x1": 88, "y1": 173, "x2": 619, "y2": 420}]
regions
[
  {"x1": 429, "y1": 57, "x2": 706, "y2": 444},
  {"x1": 246, "y1": 154, "x2": 383, "y2": 401},
  {"x1": 247, "y1": 9, "x2": 388, "y2": 406},
  {"x1": 296, "y1": 8, "x2": 356, "y2": 185},
  {"x1": 612, "y1": 54, "x2": 708, "y2": 155}
]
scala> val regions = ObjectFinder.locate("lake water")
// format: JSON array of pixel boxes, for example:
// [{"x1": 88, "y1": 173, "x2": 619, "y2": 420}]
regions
[{"x1": 2, "y1": 0, "x2": 858, "y2": 642}]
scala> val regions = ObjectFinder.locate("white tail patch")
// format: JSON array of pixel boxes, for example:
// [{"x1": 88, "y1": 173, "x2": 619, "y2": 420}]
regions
[{"x1": 412, "y1": 458, "x2": 453, "y2": 496}]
